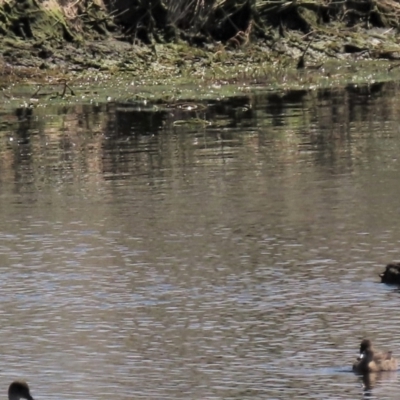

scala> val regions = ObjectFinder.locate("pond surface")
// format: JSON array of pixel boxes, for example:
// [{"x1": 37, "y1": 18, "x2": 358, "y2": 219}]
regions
[{"x1": 0, "y1": 81, "x2": 400, "y2": 399}]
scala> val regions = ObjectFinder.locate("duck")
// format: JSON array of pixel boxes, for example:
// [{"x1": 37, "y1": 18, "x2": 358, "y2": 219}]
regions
[
  {"x1": 353, "y1": 339, "x2": 398, "y2": 373},
  {"x1": 379, "y1": 262, "x2": 400, "y2": 284},
  {"x1": 8, "y1": 381, "x2": 34, "y2": 400}
]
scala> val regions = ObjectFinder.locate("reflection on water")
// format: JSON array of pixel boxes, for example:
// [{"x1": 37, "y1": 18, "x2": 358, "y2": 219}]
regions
[
  {"x1": 1, "y1": 82, "x2": 400, "y2": 399},
  {"x1": 359, "y1": 371, "x2": 399, "y2": 392}
]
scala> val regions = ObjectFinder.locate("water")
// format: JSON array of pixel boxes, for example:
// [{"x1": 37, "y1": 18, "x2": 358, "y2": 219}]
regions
[{"x1": 0, "y1": 81, "x2": 400, "y2": 399}]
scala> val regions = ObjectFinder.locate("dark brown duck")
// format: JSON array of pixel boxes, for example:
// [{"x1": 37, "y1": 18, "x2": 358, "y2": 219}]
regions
[
  {"x1": 353, "y1": 339, "x2": 398, "y2": 373},
  {"x1": 379, "y1": 263, "x2": 400, "y2": 284},
  {"x1": 8, "y1": 382, "x2": 34, "y2": 400}
]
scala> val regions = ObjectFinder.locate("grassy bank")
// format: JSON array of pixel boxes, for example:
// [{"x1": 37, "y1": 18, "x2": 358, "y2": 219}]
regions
[{"x1": 1, "y1": 0, "x2": 400, "y2": 86}]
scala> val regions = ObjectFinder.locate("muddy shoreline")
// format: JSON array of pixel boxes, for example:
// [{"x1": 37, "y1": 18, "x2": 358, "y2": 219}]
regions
[{"x1": 2, "y1": 0, "x2": 400, "y2": 100}]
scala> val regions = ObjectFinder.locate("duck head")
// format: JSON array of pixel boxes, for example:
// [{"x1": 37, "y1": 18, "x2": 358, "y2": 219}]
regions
[{"x1": 8, "y1": 382, "x2": 34, "y2": 400}]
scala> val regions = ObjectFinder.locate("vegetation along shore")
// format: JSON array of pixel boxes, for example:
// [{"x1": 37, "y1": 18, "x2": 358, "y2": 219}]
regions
[{"x1": 2, "y1": 0, "x2": 400, "y2": 94}]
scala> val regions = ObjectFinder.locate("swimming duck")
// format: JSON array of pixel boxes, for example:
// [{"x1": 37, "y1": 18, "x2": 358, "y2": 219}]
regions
[
  {"x1": 353, "y1": 339, "x2": 398, "y2": 373},
  {"x1": 379, "y1": 263, "x2": 400, "y2": 284},
  {"x1": 8, "y1": 381, "x2": 34, "y2": 400}
]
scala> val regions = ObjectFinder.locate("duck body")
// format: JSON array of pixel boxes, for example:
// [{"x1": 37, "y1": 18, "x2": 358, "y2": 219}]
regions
[
  {"x1": 353, "y1": 339, "x2": 398, "y2": 373},
  {"x1": 379, "y1": 263, "x2": 400, "y2": 284}
]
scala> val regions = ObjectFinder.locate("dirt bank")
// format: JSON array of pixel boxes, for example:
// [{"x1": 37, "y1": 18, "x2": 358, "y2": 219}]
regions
[{"x1": 2, "y1": 0, "x2": 400, "y2": 85}]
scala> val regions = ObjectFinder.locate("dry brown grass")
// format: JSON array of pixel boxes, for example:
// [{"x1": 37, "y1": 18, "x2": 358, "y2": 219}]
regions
[{"x1": 41, "y1": 0, "x2": 107, "y2": 21}]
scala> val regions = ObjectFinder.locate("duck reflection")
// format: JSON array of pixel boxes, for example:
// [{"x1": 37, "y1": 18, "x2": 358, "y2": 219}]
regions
[
  {"x1": 359, "y1": 371, "x2": 398, "y2": 391},
  {"x1": 357, "y1": 371, "x2": 399, "y2": 400}
]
